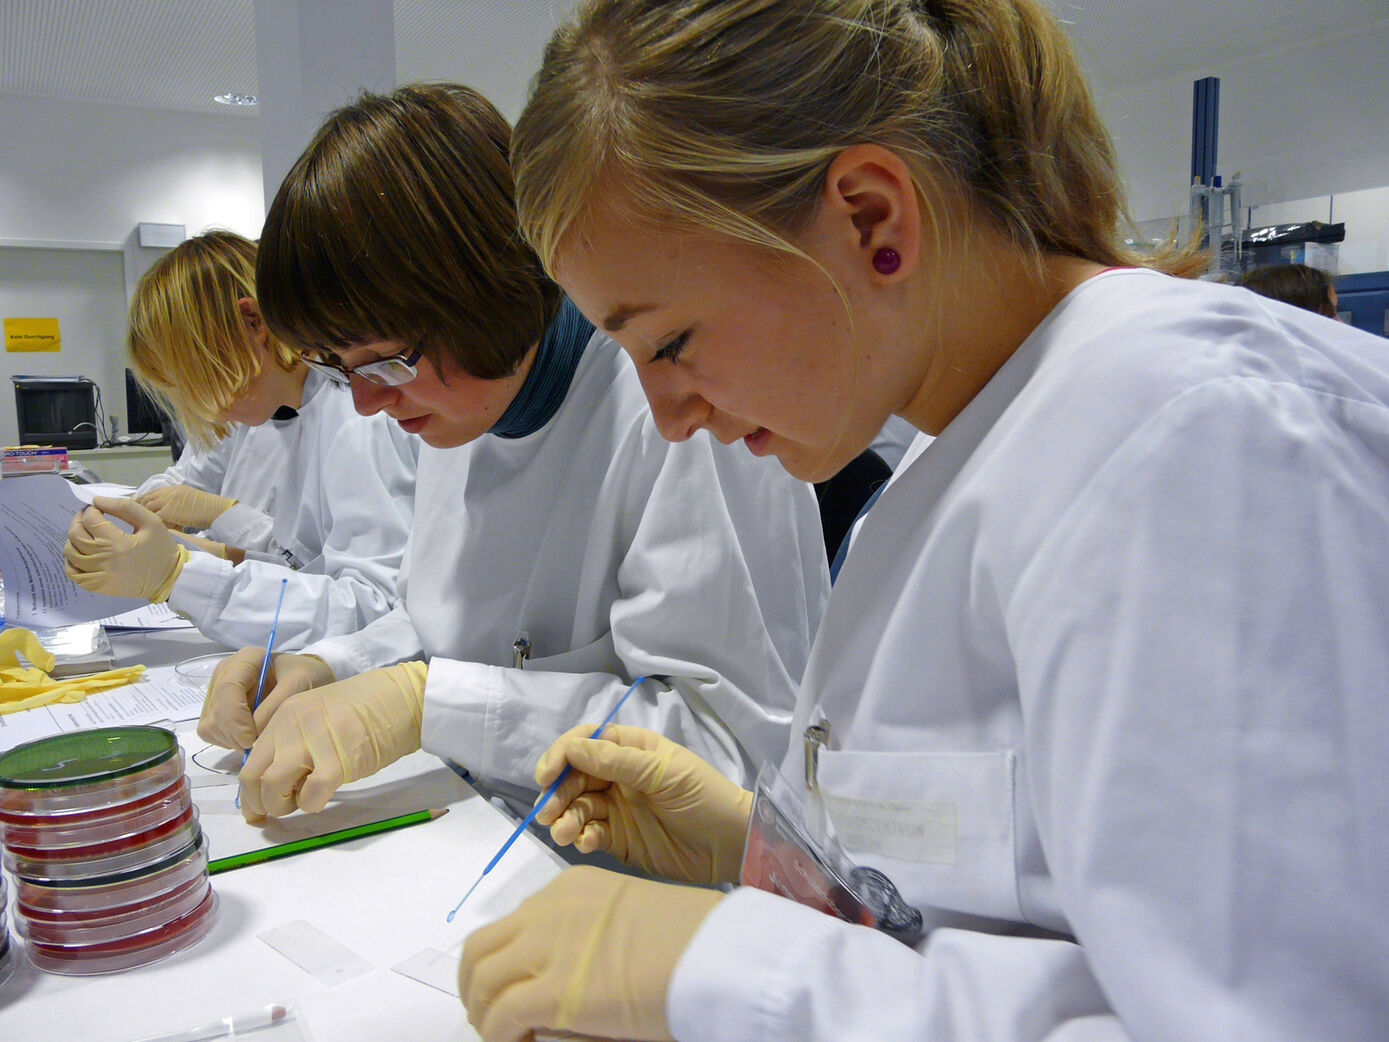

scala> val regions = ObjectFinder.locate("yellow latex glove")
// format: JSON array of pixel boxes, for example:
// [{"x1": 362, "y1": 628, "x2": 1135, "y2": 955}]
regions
[
  {"x1": 238, "y1": 661, "x2": 426, "y2": 821},
  {"x1": 0, "y1": 627, "x2": 144, "y2": 714},
  {"x1": 136, "y1": 484, "x2": 237, "y2": 530},
  {"x1": 535, "y1": 724, "x2": 754, "y2": 886},
  {"x1": 64, "y1": 497, "x2": 189, "y2": 602},
  {"x1": 460, "y1": 865, "x2": 722, "y2": 1042},
  {"x1": 174, "y1": 531, "x2": 231, "y2": 560},
  {"x1": 198, "y1": 648, "x2": 336, "y2": 750}
]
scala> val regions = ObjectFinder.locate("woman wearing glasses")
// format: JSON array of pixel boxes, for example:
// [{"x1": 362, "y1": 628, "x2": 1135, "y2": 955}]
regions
[
  {"x1": 64, "y1": 230, "x2": 419, "y2": 650},
  {"x1": 195, "y1": 84, "x2": 829, "y2": 827}
]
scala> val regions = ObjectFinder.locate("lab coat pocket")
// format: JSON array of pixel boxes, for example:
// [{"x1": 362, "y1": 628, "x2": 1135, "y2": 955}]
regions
[{"x1": 817, "y1": 749, "x2": 1022, "y2": 923}]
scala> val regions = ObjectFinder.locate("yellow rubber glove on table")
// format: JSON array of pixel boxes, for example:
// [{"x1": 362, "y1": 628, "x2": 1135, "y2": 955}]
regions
[
  {"x1": 237, "y1": 660, "x2": 427, "y2": 821},
  {"x1": 0, "y1": 627, "x2": 144, "y2": 714},
  {"x1": 534, "y1": 724, "x2": 754, "y2": 885},
  {"x1": 64, "y1": 496, "x2": 189, "y2": 602},
  {"x1": 136, "y1": 484, "x2": 237, "y2": 531},
  {"x1": 460, "y1": 864, "x2": 722, "y2": 1042}
]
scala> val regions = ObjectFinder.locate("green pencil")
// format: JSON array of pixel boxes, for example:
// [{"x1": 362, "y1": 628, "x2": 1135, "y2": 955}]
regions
[{"x1": 208, "y1": 807, "x2": 449, "y2": 874}]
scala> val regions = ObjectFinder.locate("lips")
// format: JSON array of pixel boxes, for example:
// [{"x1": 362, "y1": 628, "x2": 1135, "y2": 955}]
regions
[
  {"x1": 395, "y1": 414, "x2": 431, "y2": 434},
  {"x1": 743, "y1": 428, "x2": 771, "y2": 456}
]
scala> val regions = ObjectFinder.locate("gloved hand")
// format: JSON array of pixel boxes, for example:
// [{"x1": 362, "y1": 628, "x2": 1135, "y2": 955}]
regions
[
  {"x1": 173, "y1": 531, "x2": 231, "y2": 559},
  {"x1": 534, "y1": 724, "x2": 754, "y2": 885},
  {"x1": 238, "y1": 660, "x2": 427, "y2": 821},
  {"x1": 136, "y1": 484, "x2": 237, "y2": 530},
  {"x1": 459, "y1": 865, "x2": 722, "y2": 1042},
  {"x1": 198, "y1": 648, "x2": 337, "y2": 751},
  {"x1": 64, "y1": 497, "x2": 190, "y2": 602}
]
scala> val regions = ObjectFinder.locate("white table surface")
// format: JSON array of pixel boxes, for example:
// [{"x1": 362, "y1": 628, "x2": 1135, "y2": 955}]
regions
[{"x1": 0, "y1": 628, "x2": 566, "y2": 1042}]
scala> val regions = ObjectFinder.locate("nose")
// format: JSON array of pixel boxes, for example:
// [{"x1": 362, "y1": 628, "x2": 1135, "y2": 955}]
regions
[
  {"x1": 349, "y1": 377, "x2": 394, "y2": 417},
  {"x1": 636, "y1": 366, "x2": 711, "y2": 443}
]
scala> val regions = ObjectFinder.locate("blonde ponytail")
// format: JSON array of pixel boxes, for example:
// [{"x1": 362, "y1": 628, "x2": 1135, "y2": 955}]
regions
[{"x1": 513, "y1": 0, "x2": 1203, "y2": 279}]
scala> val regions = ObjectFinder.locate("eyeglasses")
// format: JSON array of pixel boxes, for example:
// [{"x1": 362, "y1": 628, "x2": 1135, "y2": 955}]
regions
[{"x1": 301, "y1": 343, "x2": 423, "y2": 387}]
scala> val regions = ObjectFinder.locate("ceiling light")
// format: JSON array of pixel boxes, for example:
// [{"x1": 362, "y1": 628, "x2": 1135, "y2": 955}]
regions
[{"x1": 214, "y1": 93, "x2": 258, "y2": 106}]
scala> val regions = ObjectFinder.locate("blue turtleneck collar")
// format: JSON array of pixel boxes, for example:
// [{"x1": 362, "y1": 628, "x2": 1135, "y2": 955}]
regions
[{"x1": 488, "y1": 298, "x2": 595, "y2": 439}]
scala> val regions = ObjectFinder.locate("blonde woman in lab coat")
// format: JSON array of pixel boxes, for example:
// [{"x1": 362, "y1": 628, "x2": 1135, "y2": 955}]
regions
[
  {"x1": 64, "y1": 231, "x2": 419, "y2": 649},
  {"x1": 196, "y1": 84, "x2": 828, "y2": 825},
  {"x1": 453, "y1": 2, "x2": 1389, "y2": 1041}
]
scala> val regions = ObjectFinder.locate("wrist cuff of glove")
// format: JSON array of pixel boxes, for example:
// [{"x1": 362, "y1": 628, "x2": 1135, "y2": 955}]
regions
[{"x1": 150, "y1": 544, "x2": 190, "y2": 603}]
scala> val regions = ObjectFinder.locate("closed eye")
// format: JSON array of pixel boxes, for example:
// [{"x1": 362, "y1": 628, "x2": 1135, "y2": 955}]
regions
[{"x1": 652, "y1": 330, "x2": 690, "y2": 364}]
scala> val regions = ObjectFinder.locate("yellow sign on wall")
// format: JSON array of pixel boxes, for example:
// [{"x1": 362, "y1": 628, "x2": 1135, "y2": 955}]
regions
[{"x1": 4, "y1": 317, "x2": 61, "y2": 352}]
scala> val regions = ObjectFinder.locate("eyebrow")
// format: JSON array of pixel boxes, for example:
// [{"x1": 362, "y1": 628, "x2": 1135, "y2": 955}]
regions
[{"x1": 602, "y1": 303, "x2": 660, "y2": 333}]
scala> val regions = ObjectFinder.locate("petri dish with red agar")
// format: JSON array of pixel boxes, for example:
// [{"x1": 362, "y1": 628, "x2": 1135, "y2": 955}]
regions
[{"x1": 0, "y1": 726, "x2": 216, "y2": 975}]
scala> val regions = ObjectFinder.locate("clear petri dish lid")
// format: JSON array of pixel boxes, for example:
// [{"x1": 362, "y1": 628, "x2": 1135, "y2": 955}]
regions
[
  {"x1": 0, "y1": 784, "x2": 192, "y2": 853},
  {"x1": 0, "y1": 775, "x2": 186, "y2": 829},
  {"x1": 0, "y1": 726, "x2": 179, "y2": 790},
  {"x1": 17, "y1": 831, "x2": 209, "y2": 912},
  {"x1": 0, "y1": 938, "x2": 15, "y2": 991},
  {"x1": 4, "y1": 801, "x2": 195, "y2": 863},
  {"x1": 5, "y1": 818, "x2": 201, "y2": 883},
  {"x1": 25, "y1": 890, "x2": 217, "y2": 976},
  {"x1": 0, "y1": 748, "x2": 184, "y2": 820},
  {"x1": 16, "y1": 875, "x2": 211, "y2": 947},
  {"x1": 173, "y1": 653, "x2": 226, "y2": 681}
]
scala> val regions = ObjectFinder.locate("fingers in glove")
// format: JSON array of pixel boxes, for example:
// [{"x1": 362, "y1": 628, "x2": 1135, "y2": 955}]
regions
[
  {"x1": 548, "y1": 790, "x2": 614, "y2": 849},
  {"x1": 251, "y1": 673, "x2": 318, "y2": 734},
  {"x1": 460, "y1": 914, "x2": 528, "y2": 1026},
  {"x1": 199, "y1": 648, "x2": 267, "y2": 749}
]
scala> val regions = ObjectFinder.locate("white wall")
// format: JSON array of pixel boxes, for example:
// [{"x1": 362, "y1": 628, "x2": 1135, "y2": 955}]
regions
[
  {"x1": 0, "y1": 93, "x2": 263, "y2": 245},
  {"x1": 0, "y1": 247, "x2": 129, "y2": 445},
  {"x1": 0, "y1": 93, "x2": 264, "y2": 446},
  {"x1": 1097, "y1": 22, "x2": 1389, "y2": 265}
]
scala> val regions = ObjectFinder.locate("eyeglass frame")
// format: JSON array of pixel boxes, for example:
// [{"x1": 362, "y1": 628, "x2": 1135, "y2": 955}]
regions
[{"x1": 300, "y1": 340, "x2": 425, "y2": 387}]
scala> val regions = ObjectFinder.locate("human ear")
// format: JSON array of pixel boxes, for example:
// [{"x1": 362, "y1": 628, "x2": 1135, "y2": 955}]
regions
[
  {"x1": 820, "y1": 144, "x2": 921, "y2": 282},
  {"x1": 236, "y1": 297, "x2": 269, "y2": 347}
]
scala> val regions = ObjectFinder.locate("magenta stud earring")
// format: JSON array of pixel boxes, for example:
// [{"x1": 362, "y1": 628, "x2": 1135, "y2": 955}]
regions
[{"x1": 873, "y1": 247, "x2": 901, "y2": 275}]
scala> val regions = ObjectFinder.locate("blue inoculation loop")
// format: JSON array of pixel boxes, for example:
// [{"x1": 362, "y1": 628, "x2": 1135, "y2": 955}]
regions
[
  {"x1": 235, "y1": 578, "x2": 290, "y2": 809},
  {"x1": 446, "y1": 675, "x2": 652, "y2": 922}
]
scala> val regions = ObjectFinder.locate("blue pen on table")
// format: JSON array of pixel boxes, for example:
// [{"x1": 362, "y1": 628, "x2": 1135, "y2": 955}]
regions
[
  {"x1": 235, "y1": 578, "x2": 290, "y2": 807},
  {"x1": 446, "y1": 674, "x2": 652, "y2": 922}
]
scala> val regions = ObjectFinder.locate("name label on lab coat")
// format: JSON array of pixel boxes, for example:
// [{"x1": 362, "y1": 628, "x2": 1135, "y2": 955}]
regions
[{"x1": 822, "y1": 793, "x2": 958, "y2": 864}]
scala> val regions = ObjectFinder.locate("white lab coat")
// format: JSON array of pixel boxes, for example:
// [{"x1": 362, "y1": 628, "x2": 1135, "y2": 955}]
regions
[
  {"x1": 305, "y1": 332, "x2": 829, "y2": 803},
  {"x1": 166, "y1": 372, "x2": 420, "y2": 650},
  {"x1": 868, "y1": 413, "x2": 924, "y2": 471},
  {"x1": 135, "y1": 422, "x2": 292, "y2": 554},
  {"x1": 668, "y1": 269, "x2": 1389, "y2": 1041}
]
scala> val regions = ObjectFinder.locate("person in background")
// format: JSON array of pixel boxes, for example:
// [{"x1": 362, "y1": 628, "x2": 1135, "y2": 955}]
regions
[
  {"x1": 64, "y1": 230, "x2": 419, "y2": 650},
  {"x1": 196, "y1": 84, "x2": 829, "y2": 826},
  {"x1": 455, "y1": 2, "x2": 1389, "y2": 1041},
  {"x1": 1236, "y1": 262, "x2": 1340, "y2": 318}
]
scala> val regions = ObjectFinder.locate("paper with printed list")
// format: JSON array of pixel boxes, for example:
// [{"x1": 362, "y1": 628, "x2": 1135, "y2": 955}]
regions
[
  {"x1": 0, "y1": 473, "x2": 146, "y2": 627},
  {"x1": 0, "y1": 662, "x2": 206, "y2": 752}
]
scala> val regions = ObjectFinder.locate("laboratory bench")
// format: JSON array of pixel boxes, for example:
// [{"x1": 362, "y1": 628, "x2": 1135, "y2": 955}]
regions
[{"x1": 0, "y1": 627, "x2": 564, "y2": 1042}]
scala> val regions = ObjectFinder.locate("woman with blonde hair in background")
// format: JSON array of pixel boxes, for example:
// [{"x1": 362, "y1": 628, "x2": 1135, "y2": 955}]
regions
[
  {"x1": 64, "y1": 230, "x2": 418, "y2": 650},
  {"x1": 457, "y1": 1, "x2": 1389, "y2": 1040}
]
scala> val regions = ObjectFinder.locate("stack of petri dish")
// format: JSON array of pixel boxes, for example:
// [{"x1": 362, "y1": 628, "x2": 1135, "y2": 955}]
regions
[
  {"x1": 0, "y1": 726, "x2": 216, "y2": 975},
  {"x1": 0, "y1": 870, "x2": 14, "y2": 988}
]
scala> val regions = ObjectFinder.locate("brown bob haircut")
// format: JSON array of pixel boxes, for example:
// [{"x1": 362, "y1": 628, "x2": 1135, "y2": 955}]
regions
[
  {"x1": 1236, "y1": 263, "x2": 1338, "y2": 319},
  {"x1": 257, "y1": 82, "x2": 561, "y2": 379}
]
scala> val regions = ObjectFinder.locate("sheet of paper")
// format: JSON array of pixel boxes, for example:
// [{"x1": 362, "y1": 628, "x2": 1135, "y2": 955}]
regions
[
  {"x1": 0, "y1": 663, "x2": 206, "y2": 751},
  {"x1": 68, "y1": 482, "x2": 136, "y2": 504},
  {"x1": 0, "y1": 473, "x2": 145, "y2": 626},
  {"x1": 97, "y1": 602, "x2": 195, "y2": 630}
]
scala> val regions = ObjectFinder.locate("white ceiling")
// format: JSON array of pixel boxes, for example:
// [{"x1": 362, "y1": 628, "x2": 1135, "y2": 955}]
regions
[{"x1": 2, "y1": 0, "x2": 1385, "y2": 122}]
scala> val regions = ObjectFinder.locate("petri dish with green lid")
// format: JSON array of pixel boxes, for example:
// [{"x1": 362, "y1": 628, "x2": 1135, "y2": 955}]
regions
[{"x1": 0, "y1": 727, "x2": 184, "y2": 819}]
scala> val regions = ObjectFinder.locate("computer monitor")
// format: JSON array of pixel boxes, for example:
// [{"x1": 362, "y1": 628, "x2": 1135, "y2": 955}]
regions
[
  {"x1": 126, "y1": 368, "x2": 169, "y2": 437},
  {"x1": 12, "y1": 377, "x2": 99, "y2": 449}
]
